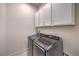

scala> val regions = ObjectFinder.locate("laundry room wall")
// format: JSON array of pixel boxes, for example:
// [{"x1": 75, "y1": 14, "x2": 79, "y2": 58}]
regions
[
  {"x1": 5, "y1": 3, "x2": 36, "y2": 55},
  {"x1": 37, "y1": 3, "x2": 79, "y2": 56},
  {"x1": 0, "y1": 4, "x2": 6, "y2": 56}
]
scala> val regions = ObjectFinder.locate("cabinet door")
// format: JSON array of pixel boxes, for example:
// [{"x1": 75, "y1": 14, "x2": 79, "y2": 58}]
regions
[
  {"x1": 52, "y1": 3, "x2": 75, "y2": 26},
  {"x1": 39, "y1": 9, "x2": 44, "y2": 26},
  {"x1": 39, "y1": 3, "x2": 51, "y2": 26},
  {"x1": 35, "y1": 11, "x2": 40, "y2": 27}
]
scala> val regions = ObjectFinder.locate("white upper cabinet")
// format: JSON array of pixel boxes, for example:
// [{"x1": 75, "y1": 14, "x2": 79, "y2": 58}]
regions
[
  {"x1": 39, "y1": 8, "x2": 44, "y2": 26},
  {"x1": 52, "y1": 3, "x2": 75, "y2": 26},
  {"x1": 35, "y1": 11, "x2": 40, "y2": 27},
  {"x1": 39, "y1": 3, "x2": 51, "y2": 26},
  {"x1": 35, "y1": 3, "x2": 75, "y2": 27}
]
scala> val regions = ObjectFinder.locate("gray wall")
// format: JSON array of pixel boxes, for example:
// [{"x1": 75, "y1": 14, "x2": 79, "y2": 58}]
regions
[
  {"x1": 0, "y1": 3, "x2": 36, "y2": 56},
  {"x1": 37, "y1": 4, "x2": 79, "y2": 56},
  {"x1": 6, "y1": 4, "x2": 36, "y2": 55},
  {"x1": 0, "y1": 4, "x2": 6, "y2": 56}
]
